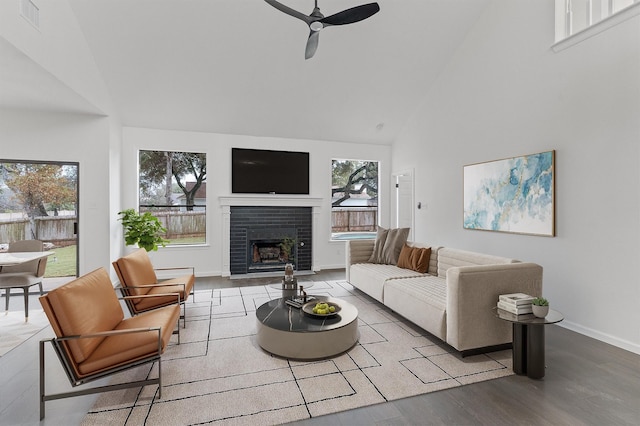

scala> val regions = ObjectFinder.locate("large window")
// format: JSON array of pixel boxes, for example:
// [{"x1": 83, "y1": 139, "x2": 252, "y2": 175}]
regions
[
  {"x1": 0, "y1": 160, "x2": 78, "y2": 278},
  {"x1": 331, "y1": 159, "x2": 378, "y2": 240},
  {"x1": 138, "y1": 151, "x2": 206, "y2": 245}
]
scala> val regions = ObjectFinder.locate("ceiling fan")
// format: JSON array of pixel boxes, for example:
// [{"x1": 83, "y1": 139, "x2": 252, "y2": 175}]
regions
[{"x1": 264, "y1": 0, "x2": 380, "y2": 59}]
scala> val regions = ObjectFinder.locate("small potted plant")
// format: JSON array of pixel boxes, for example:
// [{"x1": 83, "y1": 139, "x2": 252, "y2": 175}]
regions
[
  {"x1": 531, "y1": 297, "x2": 549, "y2": 318},
  {"x1": 118, "y1": 209, "x2": 169, "y2": 252}
]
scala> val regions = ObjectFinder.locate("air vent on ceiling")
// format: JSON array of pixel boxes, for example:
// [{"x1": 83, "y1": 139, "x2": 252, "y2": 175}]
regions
[{"x1": 20, "y1": 0, "x2": 39, "y2": 29}]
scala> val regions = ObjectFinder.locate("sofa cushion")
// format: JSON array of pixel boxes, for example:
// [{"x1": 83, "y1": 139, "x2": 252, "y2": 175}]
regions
[
  {"x1": 437, "y1": 247, "x2": 516, "y2": 278},
  {"x1": 384, "y1": 275, "x2": 447, "y2": 340},
  {"x1": 349, "y1": 263, "x2": 423, "y2": 302}
]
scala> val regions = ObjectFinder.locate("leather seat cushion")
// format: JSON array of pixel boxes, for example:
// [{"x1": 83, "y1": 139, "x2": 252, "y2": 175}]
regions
[
  {"x1": 133, "y1": 275, "x2": 195, "y2": 311},
  {"x1": 44, "y1": 268, "x2": 124, "y2": 363},
  {"x1": 78, "y1": 304, "x2": 180, "y2": 376},
  {"x1": 115, "y1": 249, "x2": 158, "y2": 296}
]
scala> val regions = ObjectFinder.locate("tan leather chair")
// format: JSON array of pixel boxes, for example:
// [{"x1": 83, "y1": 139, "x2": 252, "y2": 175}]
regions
[
  {"x1": 112, "y1": 248, "x2": 195, "y2": 327},
  {"x1": 39, "y1": 267, "x2": 180, "y2": 419},
  {"x1": 0, "y1": 240, "x2": 47, "y2": 320}
]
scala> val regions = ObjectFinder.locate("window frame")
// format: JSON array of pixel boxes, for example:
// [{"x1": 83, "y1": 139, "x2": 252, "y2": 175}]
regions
[
  {"x1": 330, "y1": 158, "x2": 379, "y2": 241},
  {"x1": 137, "y1": 150, "x2": 207, "y2": 247}
]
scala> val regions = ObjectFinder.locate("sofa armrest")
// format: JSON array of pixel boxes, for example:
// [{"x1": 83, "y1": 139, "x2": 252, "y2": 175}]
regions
[
  {"x1": 445, "y1": 262, "x2": 543, "y2": 352},
  {"x1": 345, "y1": 240, "x2": 375, "y2": 282}
]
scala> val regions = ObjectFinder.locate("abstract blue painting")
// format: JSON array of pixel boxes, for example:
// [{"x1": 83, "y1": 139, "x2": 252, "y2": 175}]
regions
[{"x1": 463, "y1": 151, "x2": 555, "y2": 236}]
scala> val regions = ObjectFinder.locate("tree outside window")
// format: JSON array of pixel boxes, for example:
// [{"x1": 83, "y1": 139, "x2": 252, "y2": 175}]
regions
[
  {"x1": 138, "y1": 151, "x2": 206, "y2": 245},
  {"x1": 0, "y1": 161, "x2": 78, "y2": 278},
  {"x1": 331, "y1": 159, "x2": 378, "y2": 240}
]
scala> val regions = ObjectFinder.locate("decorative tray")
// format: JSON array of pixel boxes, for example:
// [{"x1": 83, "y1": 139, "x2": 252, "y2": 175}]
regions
[{"x1": 285, "y1": 296, "x2": 316, "y2": 309}]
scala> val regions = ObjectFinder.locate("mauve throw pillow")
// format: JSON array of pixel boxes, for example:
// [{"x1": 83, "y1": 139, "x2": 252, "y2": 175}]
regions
[
  {"x1": 380, "y1": 228, "x2": 410, "y2": 265},
  {"x1": 368, "y1": 227, "x2": 389, "y2": 263}
]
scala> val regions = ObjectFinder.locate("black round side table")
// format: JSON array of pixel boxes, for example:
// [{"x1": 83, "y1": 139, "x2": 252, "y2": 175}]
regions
[{"x1": 495, "y1": 308, "x2": 564, "y2": 379}]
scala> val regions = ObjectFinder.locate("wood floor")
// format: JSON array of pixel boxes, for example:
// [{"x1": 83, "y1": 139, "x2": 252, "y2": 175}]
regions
[{"x1": 1, "y1": 270, "x2": 638, "y2": 425}]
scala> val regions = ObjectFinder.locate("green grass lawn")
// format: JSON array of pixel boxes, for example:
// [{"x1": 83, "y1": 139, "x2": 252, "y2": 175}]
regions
[
  {"x1": 45, "y1": 245, "x2": 77, "y2": 277},
  {"x1": 165, "y1": 236, "x2": 206, "y2": 245}
]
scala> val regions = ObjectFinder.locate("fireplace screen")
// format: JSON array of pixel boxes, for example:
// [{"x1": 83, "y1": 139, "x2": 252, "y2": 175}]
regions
[{"x1": 247, "y1": 229, "x2": 297, "y2": 272}]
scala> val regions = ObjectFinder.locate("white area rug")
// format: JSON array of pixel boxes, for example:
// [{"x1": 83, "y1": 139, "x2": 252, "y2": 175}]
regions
[
  {"x1": 82, "y1": 281, "x2": 513, "y2": 425},
  {"x1": 0, "y1": 308, "x2": 49, "y2": 357}
]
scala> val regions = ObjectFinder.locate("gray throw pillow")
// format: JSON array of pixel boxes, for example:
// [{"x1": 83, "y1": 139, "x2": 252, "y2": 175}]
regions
[
  {"x1": 368, "y1": 227, "x2": 389, "y2": 263},
  {"x1": 380, "y1": 227, "x2": 410, "y2": 265}
]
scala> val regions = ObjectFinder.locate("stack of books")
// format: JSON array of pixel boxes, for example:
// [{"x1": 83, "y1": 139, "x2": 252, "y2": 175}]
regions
[{"x1": 497, "y1": 293, "x2": 535, "y2": 315}]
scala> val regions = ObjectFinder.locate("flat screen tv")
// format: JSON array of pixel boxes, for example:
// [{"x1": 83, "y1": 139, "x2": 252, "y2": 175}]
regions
[{"x1": 232, "y1": 148, "x2": 310, "y2": 195}]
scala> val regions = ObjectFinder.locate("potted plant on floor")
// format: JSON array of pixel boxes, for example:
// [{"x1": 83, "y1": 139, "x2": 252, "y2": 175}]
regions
[
  {"x1": 118, "y1": 209, "x2": 169, "y2": 252},
  {"x1": 531, "y1": 297, "x2": 549, "y2": 318}
]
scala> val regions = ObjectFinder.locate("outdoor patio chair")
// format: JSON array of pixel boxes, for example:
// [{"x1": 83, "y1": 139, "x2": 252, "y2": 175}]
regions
[
  {"x1": 0, "y1": 240, "x2": 47, "y2": 320},
  {"x1": 112, "y1": 248, "x2": 195, "y2": 327}
]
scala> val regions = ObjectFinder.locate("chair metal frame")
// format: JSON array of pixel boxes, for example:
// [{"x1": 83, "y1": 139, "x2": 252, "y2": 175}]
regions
[
  {"x1": 112, "y1": 260, "x2": 195, "y2": 328},
  {"x1": 39, "y1": 293, "x2": 180, "y2": 419}
]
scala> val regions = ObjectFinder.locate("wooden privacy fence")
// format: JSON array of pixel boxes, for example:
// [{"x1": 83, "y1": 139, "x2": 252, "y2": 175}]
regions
[
  {"x1": 2, "y1": 209, "x2": 374, "y2": 243},
  {"x1": 151, "y1": 211, "x2": 206, "y2": 239},
  {"x1": 0, "y1": 212, "x2": 207, "y2": 244},
  {"x1": 331, "y1": 207, "x2": 377, "y2": 232},
  {"x1": 0, "y1": 216, "x2": 76, "y2": 246}
]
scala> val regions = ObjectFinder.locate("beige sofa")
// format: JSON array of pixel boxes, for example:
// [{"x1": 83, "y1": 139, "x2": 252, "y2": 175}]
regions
[{"x1": 346, "y1": 240, "x2": 543, "y2": 355}]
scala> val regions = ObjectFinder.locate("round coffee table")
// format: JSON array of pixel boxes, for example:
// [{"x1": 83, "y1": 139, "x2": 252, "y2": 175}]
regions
[{"x1": 256, "y1": 296, "x2": 359, "y2": 360}]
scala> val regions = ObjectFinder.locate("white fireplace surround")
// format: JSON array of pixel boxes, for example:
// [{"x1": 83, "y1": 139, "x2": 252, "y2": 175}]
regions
[{"x1": 219, "y1": 195, "x2": 323, "y2": 277}]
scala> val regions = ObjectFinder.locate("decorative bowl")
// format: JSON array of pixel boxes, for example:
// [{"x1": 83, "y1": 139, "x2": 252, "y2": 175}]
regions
[{"x1": 302, "y1": 301, "x2": 341, "y2": 317}]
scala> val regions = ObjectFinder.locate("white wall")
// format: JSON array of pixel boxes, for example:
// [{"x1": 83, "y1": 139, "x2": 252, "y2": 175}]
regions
[
  {"x1": 0, "y1": 0, "x2": 112, "y2": 114},
  {"x1": 0, "y1": 109, "x2": 115, "y2": 275},
  {"x1": 393, "y1": 0, "x2": 640, "y2": 353},
  {"x1": 122, "y1": 127, "x2": 392, "y2": 275}
]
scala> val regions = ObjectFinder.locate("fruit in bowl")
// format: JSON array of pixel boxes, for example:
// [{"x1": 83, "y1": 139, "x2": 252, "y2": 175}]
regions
[{"x1": 312, "y1": 302, "x2": 336, "y2": 315}]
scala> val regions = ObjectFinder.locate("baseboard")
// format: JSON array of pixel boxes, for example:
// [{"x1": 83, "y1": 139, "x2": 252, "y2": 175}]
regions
[
  {"x1": 317, "y1": 263, "x2": 345, "y2": 271},
  {"x1": 559, "y1": 321, "x2": 640, "y2": 355}
]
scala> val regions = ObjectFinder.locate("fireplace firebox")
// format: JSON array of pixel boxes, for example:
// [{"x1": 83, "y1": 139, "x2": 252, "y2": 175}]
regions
[
  {"x1": 229, "y1": 206, "x2": 312, "y2": 275},
  {"x1": 247, "y1": 228, "x2": 296, "y2": 272}
]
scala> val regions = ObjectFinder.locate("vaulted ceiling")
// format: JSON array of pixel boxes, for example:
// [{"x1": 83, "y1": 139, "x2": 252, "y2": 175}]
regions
[{"x1": 3, "y1": 0, "x2": 490, "y2": 145}]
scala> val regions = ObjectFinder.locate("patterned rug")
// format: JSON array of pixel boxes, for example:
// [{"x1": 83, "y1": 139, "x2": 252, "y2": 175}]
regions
[
  {"x1": 82, "y1": 281, "x2": 513, "y2": 425},
  {"x1": 0, "y1": 308, "x2": 49, "y2": 357}
]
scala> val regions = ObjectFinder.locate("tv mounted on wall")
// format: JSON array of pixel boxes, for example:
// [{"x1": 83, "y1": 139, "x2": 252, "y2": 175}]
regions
[{"x1": 232, "y1": 148, "x2": 310, "y2": 195}]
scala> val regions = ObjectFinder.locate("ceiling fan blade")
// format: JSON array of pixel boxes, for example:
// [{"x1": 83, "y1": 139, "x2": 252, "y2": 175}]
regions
[
  {"x1": 264, "y1": 0, "x2": 311, "y2": 24},
  {"x1": 305, "y1": 31, "x2": 319, "y2": 60},
  {"x1": 320, "y1": 2, "x2": 380, "y2": 26}
]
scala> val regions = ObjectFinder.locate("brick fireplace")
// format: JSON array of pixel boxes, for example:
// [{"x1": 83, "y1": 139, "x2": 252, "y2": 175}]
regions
[{"x1": 219, "y1": 196, "x2": 322, "y2": 276}]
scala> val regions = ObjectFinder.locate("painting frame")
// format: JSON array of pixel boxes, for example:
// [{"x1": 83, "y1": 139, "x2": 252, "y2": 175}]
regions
[{"x1": 463, "y1": 150, "x2": 555, "y2": 237}]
